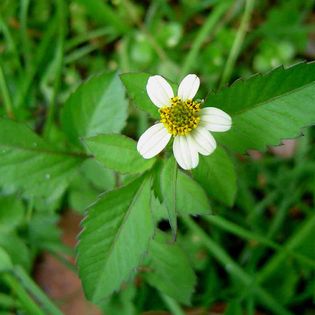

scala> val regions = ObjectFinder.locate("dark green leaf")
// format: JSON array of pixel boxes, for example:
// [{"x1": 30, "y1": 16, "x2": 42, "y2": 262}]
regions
[
  {"x1": 0, "y1": 119, "x2": 82, "y2": 200},
  {"x1": 206, "y1": 62, "x2": 315, "y2": 152},
  {"x1": 77, "y1": 176, "x2": 154, "y2": 304},
  {"x1": 84, "y1": 134, "x2": 155, "y2": 174},
  {"x1": 61, "y1": 72, "x2": 128, "y2": 146},
  {"x1": 193, "y1": 147, "x2": 237, "y2": 206}
]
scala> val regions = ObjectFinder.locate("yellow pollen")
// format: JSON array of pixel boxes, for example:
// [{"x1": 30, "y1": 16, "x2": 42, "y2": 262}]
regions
[{"x1": 159, "y1": 96, "x2": 201, "y2": 136}]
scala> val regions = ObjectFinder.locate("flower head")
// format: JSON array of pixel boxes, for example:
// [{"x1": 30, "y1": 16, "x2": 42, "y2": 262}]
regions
[{"x1": 137, "y1": 74, "x2": 232, "y2": 170}]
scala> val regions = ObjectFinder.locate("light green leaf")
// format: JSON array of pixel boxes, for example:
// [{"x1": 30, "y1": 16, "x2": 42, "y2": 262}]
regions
[
  {"x1": 159, "y1": 158, "x2": 211, "y2": 228},
  {"x1": 84, "y1": 134, "x2": 155, "y2": 174},
  {"x1": 145, "y1": 231, "x2": 196, "y2": 305},
  {"x1": 205, "y1": 62, "x2": 315, "y2": 152},
  {"x1": 77, "y1": 176, "x2": 154, "y2": 304},
  {"x1": 120, "y1": 73, "x2": 159, "y2": 119},
  {"x1": 176, "y1": 171, "x2": 211, "y2": 216},
  {"x1": 0, "y1": 232, "x2": 31, "y2": 271},
  {"x1": 61, "y1": 72, "x2": 128, "y2": 146},
  {"x1": 0, "y1": 119, "x2": 82, "y2": 200},
  {"x1": 0, "y1": 247, "x2": 12, "y2": 272},
  {"x1": 160, "y1": 157, "x2": 178, "y2": 237},
  {"x1": 192, "y1": 147, "x2": 237, "y2": 206},
  {"x1": 80, "y1": 159, "x2": 115, "y2": 191},
  {"x1": 0, "y1": 196, "x2": 24, "y2": 233}
]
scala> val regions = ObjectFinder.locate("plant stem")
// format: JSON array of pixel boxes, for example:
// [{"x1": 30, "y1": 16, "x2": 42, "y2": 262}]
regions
[
  {"x1": 2, "y1": 273, "x2": 45, "y2": 315},
  {"x1": 20, "y1": 0, "x2": 31, "y2": 71},
  {"x1": 182, "y1": 216, "x2": 293, "y2": 315},
  {"x1": 256, "y1": 214, "x2": 315, "y2": 284},
  {"x1": 44, "y1": 0, "x2": 66, "y2": 137},
  {"x1": 160, "y1": 292, "x2": 186, "y2": 315},
  {"x1": 0, "y1": 63, "x2": 15, "y2": 118},
  {"x1": 204, "y1": 215, "x2": 315, "y2": 269},
  {"x1": 219, "y1": 0, "x2": 255, "y2": 89},
  {"x1": 14, "y1": 266, "x2": 63, "y2": 315},
  {"x1": 180, "y1": 1, "x2": 231, "y2": 77}
]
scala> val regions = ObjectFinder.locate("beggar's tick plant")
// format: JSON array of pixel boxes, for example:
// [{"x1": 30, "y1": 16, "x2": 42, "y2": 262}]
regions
[{"x1": 1, "y1": 1, "x2": 315, "y2": 314}]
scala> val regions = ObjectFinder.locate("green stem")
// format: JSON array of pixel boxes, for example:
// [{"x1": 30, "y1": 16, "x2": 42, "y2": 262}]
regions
[
  {"x1": 256, "y1": 214, "x2": 315, "y2": 284},
  {"x1": 219, "y1": 0, "x2": 255, "y2": 88},
  {"x1": 0, "y1": 13, "x2": 22, "y2": 74},
  {"x1": 20, "y1": 0, "x2": 31, "y2": 71},
  {"x1": 65, "y1": 27, "x2": 116, "y2": 51},
  {"x1": 0, "y1": 63, "x2": 15, "y2": 118},
  {"x1": 2, "y1": 273, "x2": 45, "y2": 315},
  {"x1": 180, "y1": 1, "x2": 231, "y2": 77},
  {"x1": 44, "y1": 0, "x2": 66, "y2": 137},
  {"x1": 183, "y1": 216, "x2": 293, "y2": 315},
  {"x1": 205, "y1": 215, "x2": 315, "y2": 269},
  {"x1": 159, "y1": 292, "x2": 186, "y2": 315},
  {"x1": 13, "y1": 266, "x2": 63, "y2": 315},
  {"x1": 15, "y1": 16, "x2": 57, "y2": 109}
]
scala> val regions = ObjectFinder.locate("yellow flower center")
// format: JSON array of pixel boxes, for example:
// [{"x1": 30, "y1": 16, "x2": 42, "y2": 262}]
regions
[{"x1": 159, "y1": 96, "x2": 201, "y2": 136}]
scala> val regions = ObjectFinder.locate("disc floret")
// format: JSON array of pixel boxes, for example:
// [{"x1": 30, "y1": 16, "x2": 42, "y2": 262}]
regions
[{"x1": 159, "y1": 96, "x2": 201, "y2": 136}]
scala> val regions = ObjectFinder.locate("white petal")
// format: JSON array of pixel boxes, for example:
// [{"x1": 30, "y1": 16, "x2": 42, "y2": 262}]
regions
[
  {"x1": 200, "y1": 107, "x2": 232, "y2": 132},
  {"x1": 190, "y1": 127, "x2": 217, "y2": 156},
  {"x1": 173, "y1": 135, "x2": 199, "y2": 170},
  {"x1": 137, "y1": 123, "x2": 171, "y2": 159},
  {"x1": 177, "y1": 74, "x2": 200, "y2": 101},
  {"x1": 146, "y1": 75, "x2": 174, "y2": 108}
]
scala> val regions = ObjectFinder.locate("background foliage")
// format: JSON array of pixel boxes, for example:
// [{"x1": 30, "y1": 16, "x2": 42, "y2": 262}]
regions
[{"x1": 0, "y1": 0, "x2": 315, "y2": 314}]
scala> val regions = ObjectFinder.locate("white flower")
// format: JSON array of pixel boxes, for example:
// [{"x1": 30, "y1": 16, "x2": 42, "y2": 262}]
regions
[{"x1": 137, "y1": 74, "x2": 232, "y2": 170}]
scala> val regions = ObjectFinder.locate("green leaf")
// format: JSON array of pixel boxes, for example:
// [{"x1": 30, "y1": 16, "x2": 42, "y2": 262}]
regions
[
  {"x1": 224, "y1": 301, "x2": 243, "y2": 315},
  {"x1": 205, "y1": 62, "x2": 315, "y2": 152},
  {"x1": 145, "y1": 231, "x2": 196, "y2": 305},
  {"x1": 193, "y1": 147, "x2": 237, "y2": 206},
  {"x1": 84, "y1": 134, "x2": 155, "y2": 174},
  {"x1": 61, "y1": 72, "x2": 128, "y2": 146},
  {"x1": 77, "y1": 176, "x2": 154, "y2": 304},
  {"x1": 120, "y1": 73, "x2": 159, "y2": 119},
  {"x1": 176, "y1": 170, "x2": 211, "y2": 216},
  {"x1": 160, "y1": 157, "x2": 178, "y2": 237},
  {"x1": 0, "y1": 119, "x2": 82, "y2": 200},
  {"x1": 0, "y1": 196, "x2": 24, "y2": 233},
  {"x1": 0, "y1": 232, "x2": 31, "y2": 271},
  {"x1": 80, "y1": 159, "x2": 115, "y2": 191},
  {"x1": 0, "y1": 247, "x2": 12, "y2": 272}
]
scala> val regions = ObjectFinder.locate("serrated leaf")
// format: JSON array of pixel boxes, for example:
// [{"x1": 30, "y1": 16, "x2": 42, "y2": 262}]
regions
[
  {"x1": 192, "y1": 147, "x2": 237, "y2": 206},
  {"x1": 77, "y1": 176, "x2": 154, "y2": 304},
  {"x1": 120, "y1": 73, "x2": 159, "y2": 119},
  {"x1": 84, "y1": 134, "x2": 155, "y2": 174},
  {"x1": 145, "y1": 231, "x2": 196, "y2": 305},
  {"x1": 0, "y1": 119, "x2": 82, "y2": 200},
  {"x1": 61, "y1": 72, "x2": 128, "y2": 145},
  {"x1": 160, "y1": 157, "x2": 178, "y2": 237},
  {"x1": 205, "y1": 62, "x2": 315, "y2": 152}
]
